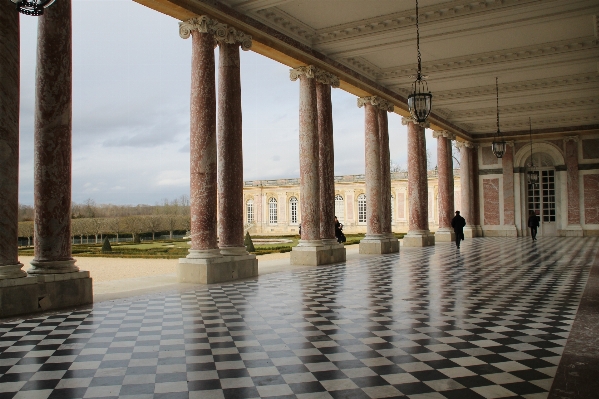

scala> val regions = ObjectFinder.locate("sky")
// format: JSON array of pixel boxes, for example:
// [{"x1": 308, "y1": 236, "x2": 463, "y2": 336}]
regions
[{"x1": 18, "y1": 0, "x2": 437, "y2": 206}]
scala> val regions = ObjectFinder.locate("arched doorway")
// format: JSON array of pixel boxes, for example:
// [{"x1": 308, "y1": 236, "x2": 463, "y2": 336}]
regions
[{"x1": 524, "y1": 152, "x2": 556, "y2": 237}]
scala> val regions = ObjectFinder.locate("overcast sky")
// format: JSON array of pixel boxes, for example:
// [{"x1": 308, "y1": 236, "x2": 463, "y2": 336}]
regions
[{"x1": 18, "y1": 0, "x2": 437, "y2": 206}]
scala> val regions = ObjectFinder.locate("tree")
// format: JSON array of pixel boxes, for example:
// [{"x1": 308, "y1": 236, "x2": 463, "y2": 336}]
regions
[
  {"x1": 90, "y1": 218, "x2": 106, "y2": 243},
  {"x1": 244, "y1": 232, "x2": 255, "y2": 252},
  {"x1": 123, "y1": 216, "x2": 145, "y2": 243},
  {"x1": 18, "y1": 221, "x2": 34, "y2": 246},
  {"x1": 71, "y1": 218, "x2": 85, "y2": 244},
  {"x1": 101, "y1": 236, "x2": 112, "y2": 252},
  {"x1": 106, "y1": 218, "x2": 123, "y2": 242},
  {"x1": 144, "y1": 215, "x2": 164, "y2": 241}
]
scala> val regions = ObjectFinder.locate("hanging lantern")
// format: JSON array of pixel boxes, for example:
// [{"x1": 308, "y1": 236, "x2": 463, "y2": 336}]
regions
[
  {"x1": 527, "y1": 118, "x2": 539, "y2": 185},
  {"x1": 407, "y1": 0, "x2": 432, "y2": 123},
  {"x1": 11, "y1": 0, "x2": 56, "y2": 16},
  {"x1": 491, "y1": 77, "x2": 506, "y2": 158}
]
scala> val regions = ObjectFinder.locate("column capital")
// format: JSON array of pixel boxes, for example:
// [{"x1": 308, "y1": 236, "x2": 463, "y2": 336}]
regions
[
  {"x1": 455, "y1": 140, "x2": 475, "y2": 149},
  {"x1": 290, "y1": 65, "x2": 315, "y2": 81},
  {"x1": 179, "y1": 16, "x2": 252, "y2": 50},
  {"x1": 564, "y1": 135, "x2": 579, "y2": 143},
  {"x1": 401, "y1": 116, "x2": 429, "y2": 128},
  {"x1": 432, "y1": 130, "x2": 455, "y2": 140},
  {"x1": 357, "y1": 96, "x2": 394, "y2": 112},
  {"x1": 314, "y1": 68, "x2": 340, "y2": 87}
]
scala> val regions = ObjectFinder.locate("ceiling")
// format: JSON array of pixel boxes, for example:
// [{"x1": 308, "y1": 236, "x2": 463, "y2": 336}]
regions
[{"x1": 136, "y1": 0, "x2": 599, "y2": 140}]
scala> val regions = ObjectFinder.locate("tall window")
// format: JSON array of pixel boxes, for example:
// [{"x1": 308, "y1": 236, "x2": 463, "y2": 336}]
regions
[
  {"x1": 246, "y1": 199, "x2": 254, "y2": 223},
  {"x1": 269, "y1": 197, "x2": 278, "y2": 225},
  {"x1": 541, "y1": 170, "x2": 556, "y2": 222},
  {"x1": 289, "y1": 197, "x2": 298, "y2": 224},
  {"x1": 390, "y1": 195, "x2": 394, "y2": 223},
  {"x1": 335, "y1": 195, "x2": 344, "y2": 223},
  {"x1": 358, "y1": 194, "x2": 366, "y2": 224}
]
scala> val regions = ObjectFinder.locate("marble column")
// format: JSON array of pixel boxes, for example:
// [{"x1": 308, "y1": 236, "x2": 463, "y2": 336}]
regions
[
  {"x1": 364, "y1": 102, "x2": 382, "y2": 238},
  {"x1": 315, "y1": 71, "x2": 337, "y2": 245},
  {"x1": 217, "y1": 37, "x2": 246, "y2": 256},
  {"x1": 181, "y1": 18, "x2": 220, "y2": 259},
  {"x1": 378, "y1": 105, "x2": 392, "y2": 237},
  {"x1": 564, "y1": 136, "x2": 583, "y2": 235},
  {"x1": 177, "y1": 17, "x2": 257, "y2": 284},
  {"x1": 471, "y1": 144, "x2": 482, "y2": 236},
  {"x1": 433, "y1": 131, "x2": 455, "y2": 242},
  {"x1": 402, "y1": 117, "x2": 434, "y2": 247},
  {"x1": 502, "y1": 142, "x2": 517, "y2": 235},
  {"x1": 457, "y1": 141, "x2": 476, "y2": 238},
  {"x1": 29, "y1": 0, "x2": 79, "y2": 274},
  {"x1": 0, "y1": 4, "x2": 26, "y2": 280}
]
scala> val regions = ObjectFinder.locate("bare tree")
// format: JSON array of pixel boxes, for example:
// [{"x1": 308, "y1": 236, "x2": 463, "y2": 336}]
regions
[
  {"x1": 106, "y1": 218, "x2": 123, "y2": 243},
  {"x1": 18, "y1": 221, "x2": 34, "y2": 246},
  {"x1": 123, "y1": 216, "x2": 145, "y2": 243},
  {"x1": 144, "y1": 215, "x2": 164, "y2": 241}
]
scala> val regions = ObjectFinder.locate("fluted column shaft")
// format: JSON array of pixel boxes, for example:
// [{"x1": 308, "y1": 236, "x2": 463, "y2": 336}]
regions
[
  {"x1": 565, "y1": 138, "x2": 580, "y2": 225},
  {"x1": 407, "y1": 121, "x2": 429, "y2": 232},
  {"x1": 378, "y1": 109, "x2": 392, "y2": 235},
  {"x1": 316, "y1": 82, "x2": 335, "y2": 242},
  {"x1": 436, "y1": 134, "x2": 453, "y2": 229},
  {"x1": 188, "y1": 30, "x2": 219, "y2": 257},
  {"x1": 364, "y1": 104, "x2": 382, "y2": 236},
  {"x1": 30, "y1": 0, "x2": 78, "y2": 274},
  {"x1": 218, "y1": 42, "x2": 245, "y2": 254},
  {"x1": 297, "y1": 75, "x2": 321, "y2": 243},
  {"x1": 459, "y1": 143, "x2": 474, "y2": 227},
  {"x1": 0, "y1": 4, "x2": 25, "y2": 279}
]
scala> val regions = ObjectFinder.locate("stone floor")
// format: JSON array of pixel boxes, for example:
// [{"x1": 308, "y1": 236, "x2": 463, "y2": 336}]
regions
[{"x1": 1, "y1": 237, "x2": 598, "y2": 399}]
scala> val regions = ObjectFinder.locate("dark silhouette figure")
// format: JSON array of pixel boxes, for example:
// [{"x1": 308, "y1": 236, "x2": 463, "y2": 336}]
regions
[
  {"x1": 451, "y1": 210, "x2": 466, "y2": 248},
  {"x1": 528, "y1": 210, "x2": 540, "y2": 241},
  {"x1": 334, "y1": 216, "x2": 346, "y2": 243}
]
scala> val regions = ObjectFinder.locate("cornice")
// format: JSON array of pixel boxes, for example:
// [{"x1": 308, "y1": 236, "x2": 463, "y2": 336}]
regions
[
  {"x1": 341, "y1": 57, "x2": 382, "y2": 81},
  {"x1": 254, "y1": 8, "x2": 316, "y2": 45},
  {"x1": 357, "y1": 96, "x2": 394, "y2": 112},
  {"x1": 377, "y1": 37, "x2": 599, "y2": 82},
  {"x1": 433, "y1": 73, "x2": 599, "y2": 103},
  {"x1": 470, "y1": 114, "x2": 599, "y2": 133},
  {"x1": 179, "y1": 16, "x2": 252, "y2": 50}
]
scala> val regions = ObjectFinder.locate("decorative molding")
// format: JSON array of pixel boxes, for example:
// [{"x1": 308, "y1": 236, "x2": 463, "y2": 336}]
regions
[
  {"x1": 432, "y1": 130, "x2": 456, "y2": 140},
  {"x1": 564, "y1": 136, "x2": 579, "y2": 143},
  {"x1": 342, "y1": 57, "x2": 382, "y2": 80},
  {"x1": 179, "y1": 16, "x2": 252, "y2": 50},
  {"x1": 357, "y1": 96, "x2": 394, "y2": 112},
  {"x1": 401, "y1": 116, "x2": 429, "y2": 128},
  {"x1": 377, "y1": 38, "x2": 599, "y2": 82},
  {"x1": 479, "y1": 168, "x2": 503, "y2": 175},
  {"x1": 433, "y1": 73, "x2": 599, "y2": 102},
  {"x1": 313, "y1": 0, "x2": 541, "y2": 44},
  {"x1": 254, "y1": 8, "x2": 316, "y2": 44},
  {"x1": 469, "y1": 113, "x2": 599, "y2": 132},
  {"x1": 314, "y1": 68, "x2": 340, "y2": 87},
  {"x1": 456, "y1": 141, "x2": 475, "y2": 149},
  {"x1": 289, "y1": 65, "x2": 315, "y2": 81}
]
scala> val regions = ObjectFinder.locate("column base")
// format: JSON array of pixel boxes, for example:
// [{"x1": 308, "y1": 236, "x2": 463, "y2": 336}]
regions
[
  {"x1": 463, "y1": 226, "x2": 477, "y2": 238},
  {"x1": 434, "y1": 228, "x2": 455, "y2": 242},
  {"x1": 0, "y1": 263, "x2": 26, "y2": 279},
  {"x1": 403, "y1": 231, "x2": 435, "y2": 247},
  {"x1": 28, "y1": 258, "x2": 79, "y2": 274},
  {"x1": 359, "y1": 236, "x2": 400, "y2": 254},
  {"x1": 559, "y1": 225, "x2": 584, "y2": 237},
  {"x1": 481, "y1": 225, "x2": 518, "y2": 237},
  {"x1": 178, "y1": 254, "x2": 258, "y2": 284},
  {"x1": 0, "y1": 272, "x2": 93, "y2": 319},
  {"x1": 290, "y1": 243, "x2": 346, "y2": 266},
  {"x1": 475, "y1": 225, "x2": 484, "y2": 237}
]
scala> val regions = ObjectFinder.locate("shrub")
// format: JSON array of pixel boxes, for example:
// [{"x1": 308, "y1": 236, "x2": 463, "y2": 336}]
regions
[
  {"x1": 244, "y1": 232, "x2": 256, "y2": 252},
  {"x1": 102, "y1": 237, "x2": 112, "y2": 252}
]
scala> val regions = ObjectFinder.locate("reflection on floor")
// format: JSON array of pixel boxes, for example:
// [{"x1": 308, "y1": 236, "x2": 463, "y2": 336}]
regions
[{"x1": 1, "y1": 237, "x2": 597, "y2": 399}]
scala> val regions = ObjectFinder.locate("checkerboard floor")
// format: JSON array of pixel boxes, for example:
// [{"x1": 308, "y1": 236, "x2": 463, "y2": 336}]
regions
[{"x1": 1, "y1": 237, "x2": 597, "y2": 399}]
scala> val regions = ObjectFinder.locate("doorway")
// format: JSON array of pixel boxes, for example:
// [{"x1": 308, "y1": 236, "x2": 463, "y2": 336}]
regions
[{"x1": 527, "y1": 169, "x2": 556, "y2": 237}]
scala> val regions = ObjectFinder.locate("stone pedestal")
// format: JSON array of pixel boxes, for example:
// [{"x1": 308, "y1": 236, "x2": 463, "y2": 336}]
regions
[
  {"x1": 178, "y1": 255, "x2": 258, "y2": 284},
  {"x1": 481, "y1": 226, "x2": 517, "y2": 237},
  {"x1": 290, "y1": 242, "x2": 345, "y2": 266},
  {"x1": 403, "y1": 231, "x2": 435, "y2": 247},
  {"x1": 434, "y1": 228, "x2": 456, "y2": 242},
  {"x1": 359, "y1": 236, "x2": 399, "y2": 254},
  {"x1": 561, "y1": 225, "x2": 584, "y2": 237},
  {"x1": 463, "y1": 226, "x2": 477, "y2": 239}
]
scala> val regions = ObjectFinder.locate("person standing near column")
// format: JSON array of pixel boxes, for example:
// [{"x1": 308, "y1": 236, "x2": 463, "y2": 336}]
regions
[{"x1": 528, "y1": 210, "x2": 539, "y2": 241}]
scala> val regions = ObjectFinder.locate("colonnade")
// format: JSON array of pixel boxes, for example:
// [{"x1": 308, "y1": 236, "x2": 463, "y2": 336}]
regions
[{"x1": 0, "y1": 0, "x2": 92, "y2": 319}]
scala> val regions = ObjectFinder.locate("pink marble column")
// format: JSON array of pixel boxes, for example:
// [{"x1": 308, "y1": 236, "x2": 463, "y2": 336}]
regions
[
  {"x1": 291, "y1": 67, "x2": 321, "y2": 244},
  {"x1": 217, "y1": 41, "x2": 246, "y2": 255},
  {"x1": 502, "y1": 142, "x2": 515, "y2": 226},
  {"x1": 378, "y1": 106, "x2": 393, "y2": 236},
  {"x1": 363, "y1": 102, "x2": 382, "y2": 237},
  {"x1": 179, "y1": 20, "x2": 220, "y2": 258},
  {"x1": 434, "y1": 132, "x2": 454, "y2": 232},
  {"x1": 0, "y1": 4, "x2": 26, "y2": 279},
  {"x1": 470, "y1": 145, "x2": 481, "y2": 234},
  {"x1": 458, "y1": 142, "x2": 474, "y2": 231},
  {"x1": 30, "y1": 0, "x2": 78, "y2": 274},
  {"x1": 315, "y1": 71, "x2": 339, "y2": 244},
  {"x1": 405, "y1": 118, "x2": 429, "y2": 232},
  {"x1": 564, "y1": 136, "x2": 581, "y2": 228}
]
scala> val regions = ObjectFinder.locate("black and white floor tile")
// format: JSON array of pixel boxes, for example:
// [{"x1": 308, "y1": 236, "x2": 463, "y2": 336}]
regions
[{"x1": 1, "y1": 237, "x2": 597, "y2": 399}]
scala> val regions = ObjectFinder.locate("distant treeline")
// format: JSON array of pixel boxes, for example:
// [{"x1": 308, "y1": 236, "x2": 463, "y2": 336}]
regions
[{"x1": 18, "y1": 196, "x2": 191, "y2": 245}]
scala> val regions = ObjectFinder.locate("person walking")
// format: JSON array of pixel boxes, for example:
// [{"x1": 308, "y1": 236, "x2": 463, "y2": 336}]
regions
[
  {"x1": 451, "y1": 210, "x2": 466, "y2": 249},
  {"x1": 528, "y1": 210, "x2": 540, "y2": 241}
]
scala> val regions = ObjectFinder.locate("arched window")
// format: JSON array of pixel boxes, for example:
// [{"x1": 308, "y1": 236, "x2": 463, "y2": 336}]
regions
[
  {"x1": 335, "y1": 195, "x2": 344, "y2": 223},
  {"x1": 269, "y1": 197, "x2": 278, "y2": 225},
  {"x1": 289, "y1": 197, "x2": 298, "y2": 224},
  {"x1": 246, "y1": 199, "x2": 254, "y2": 223},
  {"x1": 358, "y1": 194, "x2": 366, "y2": 224}
]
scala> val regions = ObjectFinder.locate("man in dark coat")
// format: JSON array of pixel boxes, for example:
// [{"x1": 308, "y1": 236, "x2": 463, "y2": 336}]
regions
[
  {"x1": 528, "y1": 210, "x2": 540, "y2": 241},
  {"x1": 451, "y1": 211, "x2": 466, "y2": 248}
]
